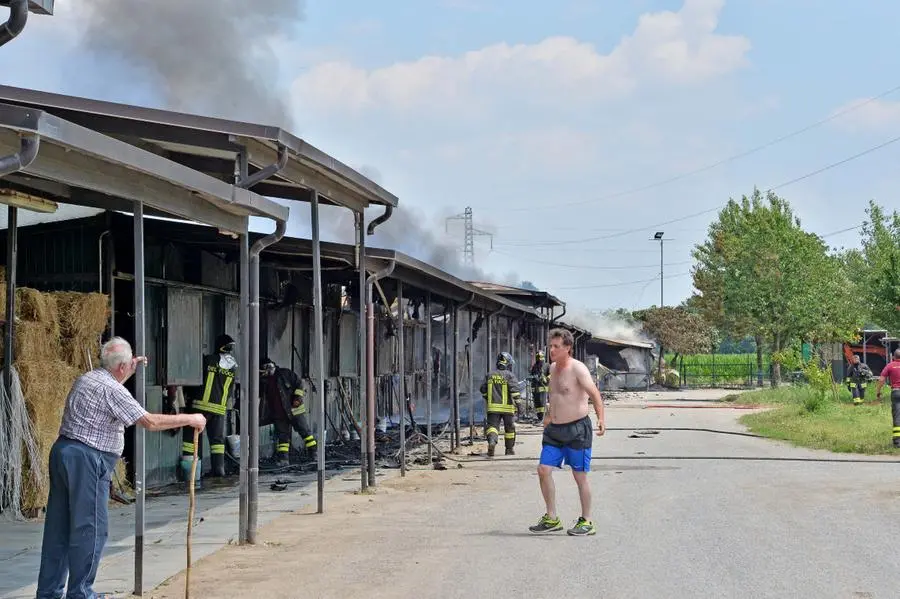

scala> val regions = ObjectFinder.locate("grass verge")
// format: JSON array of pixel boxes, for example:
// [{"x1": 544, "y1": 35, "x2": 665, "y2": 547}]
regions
[{"x1": 732, "y1": 385, "x2": 899, "y2": 455}]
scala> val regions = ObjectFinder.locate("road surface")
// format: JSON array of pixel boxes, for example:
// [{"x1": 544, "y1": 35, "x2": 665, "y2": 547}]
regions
[{"x1": 149, "y1": 390, "x2": 900, "y2": 599}]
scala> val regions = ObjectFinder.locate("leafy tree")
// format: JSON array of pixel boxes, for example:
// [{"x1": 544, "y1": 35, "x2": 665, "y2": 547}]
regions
[
  {"x1": 857, "y1": 201, "x2": 900, "y2": 333},
  {"x1": 632, "y1": 306, "x2": 714, "y2": 365},
  {"x1": 692, "y1": 189, "x2": 863, "y2": 386}
]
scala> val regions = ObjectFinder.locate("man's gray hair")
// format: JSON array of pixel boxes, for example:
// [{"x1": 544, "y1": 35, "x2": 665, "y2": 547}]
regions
[{"x1": 100, "y1": 336, "x2": 133, "y2": 370}]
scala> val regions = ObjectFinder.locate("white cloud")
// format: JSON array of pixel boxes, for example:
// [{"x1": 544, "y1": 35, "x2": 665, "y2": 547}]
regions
[
  {"x1": 289, "y1": 0, "x2": 750, "y2": 118},
  {"x1": 832, "y1": 98, "x2": 900, "y2": 132}
]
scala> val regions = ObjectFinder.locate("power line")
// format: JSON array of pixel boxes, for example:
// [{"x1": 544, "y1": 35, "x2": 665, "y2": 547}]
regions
[
  {"x1": 489, "y1": 81, "x2": 900, "y2": 214},
  {"x1": 490, "y1": 248, "x2": 693, "y2": 270},
  {"x1": 553, "y1": 271, "x2": 693, "y2": 291},
  {"x1": 492, "y1": 133, "x2": 900, "y2": 249}
]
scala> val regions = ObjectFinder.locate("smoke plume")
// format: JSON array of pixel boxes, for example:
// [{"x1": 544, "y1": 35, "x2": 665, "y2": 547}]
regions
[
  {"x1": 78, "y1": 0, "x2": 304, "y2": 127},
  {"x1": 314, "y1": 165, "x2": 519, "y2": 286},
  {"x1": 562, "y1": 307, "x2": 651, "y2": 345}
]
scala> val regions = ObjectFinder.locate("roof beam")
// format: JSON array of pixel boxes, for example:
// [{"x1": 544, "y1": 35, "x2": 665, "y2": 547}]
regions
[
  {"x1": 0, "y1": 126, "x2": 247, "y2": 232},
  {"x1": 0, "y1": 103, "x2": 289, "y2": 231}
]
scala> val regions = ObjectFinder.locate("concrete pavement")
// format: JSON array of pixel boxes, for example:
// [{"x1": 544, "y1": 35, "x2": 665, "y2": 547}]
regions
[
  {"x1": 151, "y1": 389, "x2": 900, "y2": 599},
  {"x1": 5, "y1": 389, "x2": 900, "y2": 598}
]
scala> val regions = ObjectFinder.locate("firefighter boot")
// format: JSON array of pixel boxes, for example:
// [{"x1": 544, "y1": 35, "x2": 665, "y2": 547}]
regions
[
  {"x1": 505, "y1": 432, "x2": 516, "y2": 456},
  {"x1": 210, "y1": 453, "x2": 226, "y2": 477},
  {"x1": 486, "y1": 427, "x2": 499, "y2": 457}
]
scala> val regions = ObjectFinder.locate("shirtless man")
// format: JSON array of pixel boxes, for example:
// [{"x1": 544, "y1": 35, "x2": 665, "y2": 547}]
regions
[{"x1": 529, "y1": 328, "x2": 605, "y2": 536}]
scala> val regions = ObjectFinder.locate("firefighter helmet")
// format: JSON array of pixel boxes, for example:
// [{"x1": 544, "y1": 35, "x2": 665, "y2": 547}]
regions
[
  {"x1": 215, "y1": 334, "x2": 235, "y2": 353},
  {"x1": 259, "y1": 357, "x2": 276, "y2": 375},
  {"x1": 496, "y1": 352, "x2": 514, "y2": 370}
]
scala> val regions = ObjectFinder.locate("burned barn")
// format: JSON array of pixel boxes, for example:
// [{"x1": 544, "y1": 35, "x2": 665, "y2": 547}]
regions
[{"x1": 583, "y1": 335, "x2": 654, "y2": 390}]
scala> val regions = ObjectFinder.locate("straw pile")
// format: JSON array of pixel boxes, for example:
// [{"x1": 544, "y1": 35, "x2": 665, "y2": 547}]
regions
[
  {"x1": 53, "y1": 292, "x2": 109, "y2": 371},
  {"x1": 17, "y1": 361, "x2": 81, "y2": 512},
  {"x1": 0, "y1": 273, "x2": 110, "y2": 513}
]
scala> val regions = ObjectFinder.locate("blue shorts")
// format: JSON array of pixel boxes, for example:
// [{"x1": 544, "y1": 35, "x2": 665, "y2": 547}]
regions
[
  {"x1": 540, "y1": 416, "x2": 594, "y2": 472},
  {"x1": 540, "y1": 443, "x2": 592, "y2": 472}
]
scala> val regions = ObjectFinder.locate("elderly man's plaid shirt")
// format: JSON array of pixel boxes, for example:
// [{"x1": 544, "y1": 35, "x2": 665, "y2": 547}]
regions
[{"x1": 59, "y1": 367, "x2": 148, "y2": 455}]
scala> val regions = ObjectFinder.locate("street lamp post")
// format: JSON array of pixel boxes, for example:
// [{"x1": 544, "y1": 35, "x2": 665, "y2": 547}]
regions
[
  {"x1": 653, "y1": 231, "x2": 664, "y2": 307},
  {"x1": 652, "y1": 231, "x2": 664, "y2": 383}
]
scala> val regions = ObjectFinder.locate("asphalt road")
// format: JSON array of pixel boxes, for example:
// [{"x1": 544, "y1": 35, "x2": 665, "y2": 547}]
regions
[{"x1": 152, "y1": 390, "x2": 900, "y2": 599}]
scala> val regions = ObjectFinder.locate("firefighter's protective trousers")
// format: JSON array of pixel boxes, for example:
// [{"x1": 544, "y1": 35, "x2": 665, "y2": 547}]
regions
[
  {"x1": 266, "y1": 368, "x2": 318, "y2": 457},
  {"x1": 182, "y1": 355, "x2": 236, "y2": 476},
  {"x1": 530, "y1": 363, "x2": 549, "y2": 417},
  {"x1": 275, "y1": 390, "x2": 318, "y2": 457},
  {"x1": 891, "y1": 389, "x2": 900, "y2": 448},
  {"x1": 845, "y1": 363, "x2": 872, "y2": 404},
  {"x1": 481, "y1": 370, "x2": 521, "y2": 453}
]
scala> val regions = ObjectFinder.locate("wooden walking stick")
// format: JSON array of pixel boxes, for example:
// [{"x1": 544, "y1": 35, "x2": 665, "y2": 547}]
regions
[{"x1": 186, "y1": 428, "x2": 199, "y2": 599}]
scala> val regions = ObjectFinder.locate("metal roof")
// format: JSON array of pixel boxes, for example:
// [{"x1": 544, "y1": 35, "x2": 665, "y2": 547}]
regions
[
  {"x1": 85, "y1": 212, "x2": 540, "y2": 318},
  {"x1": 0, "y1": 85, "x2": 399, "y2": 213},
  {"x1": 469, "y1": 281, "x2": 564, "y2": 309},
  {"x1": 0, "y1": 102, "x2": 287, "y2": 233},
  {"x1": 585, "y1": 335, "x2": 654, "y2": 350}
]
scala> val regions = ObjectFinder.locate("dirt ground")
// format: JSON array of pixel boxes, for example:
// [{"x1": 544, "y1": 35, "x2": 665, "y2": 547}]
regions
[{"x1": 149, "y1": 439, "x2": 517, "y2": 599}]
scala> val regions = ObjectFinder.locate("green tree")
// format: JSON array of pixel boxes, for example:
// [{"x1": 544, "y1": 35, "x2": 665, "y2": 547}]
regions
[
  {"x1": 858, "y1": 201, "x2": 900, "y2": 333},
  {"x1": 692, "y1": 189, "x2": 863, "y2": 386},
  {"x1": 632, "y1": 306, "x2": 714, "y2": 366}
]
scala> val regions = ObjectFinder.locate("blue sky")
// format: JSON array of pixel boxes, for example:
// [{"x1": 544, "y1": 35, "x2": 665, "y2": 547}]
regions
[{"x1": 4, "y1": 0, "x2": 900, "y2": 327}]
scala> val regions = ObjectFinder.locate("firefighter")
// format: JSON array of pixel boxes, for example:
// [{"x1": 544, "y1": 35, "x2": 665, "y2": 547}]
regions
[
  {"x1": 260, "y1": 357, "x2": 317, "y2": 467},
  {"x1": 875, "y1": 349, "x2": 900, "y2": 448},
  {"x1": 480, "y1": 352, "x2": 523, "y2": 457},
  {"x1": 182, "y1": 333, "x2": 237, "y2": 478},
  {"x1": 845, "y1": 355, "x2": 873, "y2": 405},
  {"x1": 529, "y1": 350, "x2": 550, "y2": 422}
]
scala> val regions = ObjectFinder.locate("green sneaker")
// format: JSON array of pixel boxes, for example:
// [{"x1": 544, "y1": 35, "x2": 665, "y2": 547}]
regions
[
  {"x1": 529, "y1": 513, "x2": 563, "y2": 534},
  {"x1": 567, "y1": 517, "x2": 596, "y2": 536}
]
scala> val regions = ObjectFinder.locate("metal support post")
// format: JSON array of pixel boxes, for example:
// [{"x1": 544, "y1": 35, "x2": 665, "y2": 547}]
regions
[
  {"x1": 451, "y1": 305, "x2": 459, "y2": 451},
  {"x1": 4, "y1": 206, "x2": 16, "y2": 383},
  {"x1": 468, "y1": 310, "x2": 475, "y2": 441},
  {"x1": 356, "y1": 213, "x2": 367, "y2": 492},
  {"x1": 238, "y1": 232, "x2": 249, "y2": 543},
  {"x1": 311, "y1": 190, "x2": 326, "y2": 513},
  {"x1": 132, "y1": 201, "x2": 146, "y2": 595},
  {"x1": 424, "y1": 292, "x2": 432, "y2": 465},
  {"x1": 397, "y1": 281, "x2": 406, "y2": 475}
]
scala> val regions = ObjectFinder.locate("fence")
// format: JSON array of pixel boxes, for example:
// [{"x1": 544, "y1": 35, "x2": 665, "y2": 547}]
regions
[{"x1": 675, "y1": 354, "x2": 772, "y2": 389}]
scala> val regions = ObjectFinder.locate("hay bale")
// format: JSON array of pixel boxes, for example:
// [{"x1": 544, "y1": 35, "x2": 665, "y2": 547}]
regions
[
  {"x1": 0, "y1": 322, "x2": 63, "y2": 362},
  {"x1": 17, "y1": 288, "x2": 59, "y2": 326},
  {"x1": 53, "y1": 292, "x2": 109, "y2": 339},
  {"x1": 17, "y1": 360, "x2": 82, "y2": 512},
  {"x1": 14, "y1": 321, "x2": 61, "y2": 361},
  {"x1": 112, "y1": 458, "x2": 133, "y2": 496},
  {"x1": 61, "y1": 335, "x2": 101, "y2": 372}
]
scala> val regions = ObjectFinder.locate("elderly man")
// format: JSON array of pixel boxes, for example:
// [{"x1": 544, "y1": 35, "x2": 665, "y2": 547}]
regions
[{"x1": 36, "y1": 336, "x2": 206, "y2": 599}]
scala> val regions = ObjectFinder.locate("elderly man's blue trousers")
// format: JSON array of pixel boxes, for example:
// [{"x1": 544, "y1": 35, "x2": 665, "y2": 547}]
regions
[{"x1": 36, "y1": 437, "x2": 118, "y2": 599}]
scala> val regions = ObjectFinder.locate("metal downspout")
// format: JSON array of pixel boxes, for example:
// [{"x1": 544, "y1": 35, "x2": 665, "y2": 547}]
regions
[
  {"x1": 247, "y1": 217, "x2": 286, "y2": 543},
  {"x1": 367, "y1": 205, "x2": 393, "y2": 235},
  {"x1": 236, "y1": 144, "x2": 289, "y2": 189},
  {"x1": 0, "y1": 134, "x2": 39, "y2": 178},
  {"x1": 550, "y1": 301, "x2": 566, "y2": 324},
  {"x1": 365, "y1": 260, "x2": 395, "y2": 487},
  {"x1": 0, "y1": 0, "x2": 27, "y2": 48}
]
